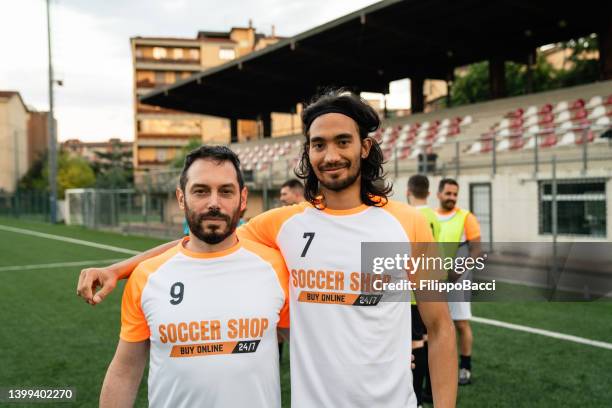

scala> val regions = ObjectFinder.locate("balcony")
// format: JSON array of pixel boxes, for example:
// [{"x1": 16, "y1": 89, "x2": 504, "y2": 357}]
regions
[{"x1": 135, "y1": 57, "x2": 200, "y2": 65}]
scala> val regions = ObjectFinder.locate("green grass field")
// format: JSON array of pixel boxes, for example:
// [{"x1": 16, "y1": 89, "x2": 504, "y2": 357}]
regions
[{"x1": 0, "y1": 216, "x2": 611, "y2": 407}]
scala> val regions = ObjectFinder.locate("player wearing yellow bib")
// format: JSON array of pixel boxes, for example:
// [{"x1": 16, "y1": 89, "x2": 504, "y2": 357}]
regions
[
  {"x1": 407, "y1": 174, "x2": 441, "y2": 406},
  {"x1": 436, "y1": 178, "x2": 482, "y2": 386},
  {"x1": 79, "y1": 91, "x2": 458, "y2": 408},
  {"x1": 99, "y1": 146, "x2": 289, "y2": 408}
]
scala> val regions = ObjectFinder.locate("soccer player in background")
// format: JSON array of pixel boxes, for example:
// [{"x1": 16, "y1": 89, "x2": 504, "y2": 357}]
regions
[
  {"x1": 436, "y1": 178, "x2": 482, "y2": 386},
  {"x1": 78, "y1": 90, "x2": 458, "y2": 408},
  {"x1": 279, "y1": 178, "x2": 305, "y2": 206},
  {"x1": 277, "y1": 178, "x2": 304, "y2": 362},
  {"x1": 407, "y1": 174, "x2": 441, "y2": 406},
  {"x1": 99, "y1": 146, "x2": 289, "y2": 407}
]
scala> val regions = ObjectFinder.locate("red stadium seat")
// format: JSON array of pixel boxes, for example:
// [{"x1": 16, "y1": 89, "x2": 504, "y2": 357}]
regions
[
  {"x1": 575, "y1": 131, "x2": 594, "y2": 145},
  {"x1": 540, "y1": 133, "x2": 558, "y2": 148},
  {"x1": 510, "y1": 136, "x2": 525, "y2": 150},
  {"x1": 539, "y1": 104, "x2": 553, "y2": 114},
  {"x1": 480, "y1": 140, "x2": 493, "y2": 153},
  {"x1": 570, "y1": 98, "x2": 585, "y2": 110},
  {"x1": 538, "y1": 113, "x2": 554, "y2": 125},
  {"x1": 572, "y1": 108, "x2": 588, "y2": 121}
]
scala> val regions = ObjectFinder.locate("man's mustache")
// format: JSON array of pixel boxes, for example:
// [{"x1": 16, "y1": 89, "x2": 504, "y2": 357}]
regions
[
  {"x1": 319, "y1": 161, "x2": 350, "y2": 171},
  {"x1": 197, "y1": 209, "x2": 230, "y2": 223}
]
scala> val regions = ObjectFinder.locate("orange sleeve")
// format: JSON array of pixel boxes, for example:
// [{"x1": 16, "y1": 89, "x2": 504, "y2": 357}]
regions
[
  {"x1": 464, "y1": 213, "x2": 481, "y2": 241},
  {"x1": 120, "y1": 266, "x2": 150, "y2": 342},
  {"x1": 120, "y1": 246, "x2": 179, "y2": 342},
  {"x1": 237, "y1": 203, "x2": 307, "y2": 250},
  {"x1": 241, "y1": 239, "x2": 290, "y2": 328}
]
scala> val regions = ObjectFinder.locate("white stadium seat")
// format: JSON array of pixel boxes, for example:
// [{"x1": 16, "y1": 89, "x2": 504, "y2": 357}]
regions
[
  {"x1": 555, "y1": 110, "x2": 571, "y2": 123},
  {"x1": 587, "y1": 95, "x2": 603, "y2": 109},
  {"x1": 524, "y1": 105, "x2": 538, "y2": 117},
  {"x1": 497, "y1": 139, "x2": 510, "y2": 151},
  {"x1": 588, "y1": 106, "x2": 606, "y2": 120},
  {"x1": 558, "y1": 131, "x2": 577, "y2": 146},
  {"x1": 553, "y1": 100, "x2": 568, "y2": 113}
]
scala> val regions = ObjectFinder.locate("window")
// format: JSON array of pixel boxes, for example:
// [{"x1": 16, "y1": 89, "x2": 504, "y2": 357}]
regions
[
  {"x1": 156, "y1": 148, "x2": 167, "y2": 162},
  {"x1": 134, "y1": 48, "x2": 144, "y2": 58},
  {"x1": 154, "y1": 71, "x2": 166, "y2": 84},
  {"x1": 189, "y1": 49, "x2": 200, "y2": 60},
  {"x1": 219, "y1": 47, "x2": 236, "y2": 60},
  {"x1": 153, "y1": 47, "x2": 167, "y2": 59},
  {"x1": 173, "y1": 48, "x2": 184, "y2": 59},
  {"x1": 539, "y1": 179, "x2": 606, "y2": 237}
]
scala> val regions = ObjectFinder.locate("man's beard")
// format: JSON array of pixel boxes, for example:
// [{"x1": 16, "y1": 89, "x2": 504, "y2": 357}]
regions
[
  {"x1": 442, "y1": 199, "x2": 456, "y2": 211},
  {"x1": 185, "y1": 200, "x2": 241, "y2": 245},
  {"x1": 317, "y1": 159, "x2": 360, "y2": 192}
]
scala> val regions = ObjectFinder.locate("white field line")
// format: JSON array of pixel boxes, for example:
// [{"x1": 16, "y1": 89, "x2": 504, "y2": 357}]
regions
[
  {"x1": 0, "y1": 224, "x2": 141, "y2": 255},
  {"x1": 472, "y1": 316, "x2": 612, "y2": 350},
  {"x1": 0, "y1": 259, "x2": 126, "y2": 272}
]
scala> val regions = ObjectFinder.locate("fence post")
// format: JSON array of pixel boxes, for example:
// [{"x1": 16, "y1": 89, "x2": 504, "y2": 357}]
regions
[
  {"x1": 550, "y1": 155, "x2": 558, "y2": 295},
  {"x1": 394, "y1": 147, "x2": 399, "y2": 179},
  {"x1": 263, "y1": 180, "x2": 269, "y2": 211},
  {"x1": 581, "y1": 127, "x2": 588, "y2": 175},
  {"x1": 491, "y1": 135, "x2": 497, "y2": 176},
  {"x1": 455, "y1": 141, "x2": 460, "y2": 178},
  {"x1": 126, "y1": 191, "x2": 132, "y2": 234},
  {"x1": 533, "y1": 133, "x2": 539, "y2": 175}
]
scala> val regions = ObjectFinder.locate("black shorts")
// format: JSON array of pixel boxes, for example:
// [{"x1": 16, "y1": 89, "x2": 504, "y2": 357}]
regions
[{"x1": 411, "y1": 304, "x2": 427, "y2": 341}]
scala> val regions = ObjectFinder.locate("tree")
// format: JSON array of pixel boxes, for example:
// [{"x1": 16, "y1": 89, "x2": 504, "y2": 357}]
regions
[
  {"x1": 172, "y1": 138, "x2": 203, "y2": 169},
  {"x1": 450, "y1": 35, "x2": 599, "y2": 106},
  {"x1": 53, "y1": 153, "x2": 96, "y2": 198},
  {"x1": 19, "y1": 150, "x2": 96, "y2": 199},
  {"x1": 92, "y1": 140, "x2": 133, "y2": 188}
]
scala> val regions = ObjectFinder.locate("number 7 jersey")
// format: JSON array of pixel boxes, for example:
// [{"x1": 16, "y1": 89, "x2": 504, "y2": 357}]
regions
[
  {"x1": 120, "y1": 238, "x2": 289, "y2": 408},
  {"x1": 238, "y1": 200, "x2": 434, "y2": 408}
]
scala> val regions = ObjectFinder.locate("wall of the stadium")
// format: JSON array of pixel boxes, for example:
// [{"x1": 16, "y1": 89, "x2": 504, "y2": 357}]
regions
[{"x1": 395, "y1": 170, "x2": 611, "y2": 242}]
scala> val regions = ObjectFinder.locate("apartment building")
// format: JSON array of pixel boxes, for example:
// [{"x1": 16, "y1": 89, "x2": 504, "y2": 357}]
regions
[
  {"x1": 0, "y1": 91, "x2": 29, "y2": 192},
  {"x1": 132, "y1": 24, "x2": 298, "y2": 172}
]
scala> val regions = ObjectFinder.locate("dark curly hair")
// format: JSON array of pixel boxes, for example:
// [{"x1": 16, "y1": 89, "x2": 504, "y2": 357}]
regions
[{"x1": 295, "y1": 89, "x2": 392, "y2": 207}]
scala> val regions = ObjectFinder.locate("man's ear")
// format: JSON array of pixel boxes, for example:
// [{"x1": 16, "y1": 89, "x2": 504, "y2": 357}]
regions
[
  {"x1": 240, "y1": 186, "x2": 248, "y2": 212},
  {"x1": 361, "y1": 137, "x2": 373, "y2": 159},
  {"x1": 177, "y1": 187, "x2": 185, "y2": 210}
]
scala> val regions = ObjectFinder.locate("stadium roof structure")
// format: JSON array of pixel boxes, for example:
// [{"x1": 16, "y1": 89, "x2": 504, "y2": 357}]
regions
[{"x1": 141, "y1": 0, "x2": 612, "y2": 120}]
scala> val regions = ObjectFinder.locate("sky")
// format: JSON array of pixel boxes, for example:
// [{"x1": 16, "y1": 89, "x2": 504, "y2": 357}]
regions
[{"x1": 0, "y1": 0, "x2": 410, "y2": 142}]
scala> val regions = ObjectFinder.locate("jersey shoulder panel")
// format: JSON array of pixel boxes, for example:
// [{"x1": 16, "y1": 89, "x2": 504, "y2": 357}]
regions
[
  {"x1": 240, "y1": 238, "x2": 290, "y2": 328},
  {"x1": 120, "y1": 245, "x2": 180, "y2": 342},
  {"x1": 237, "y1": 202, "x2": 309, "y2": 249}
]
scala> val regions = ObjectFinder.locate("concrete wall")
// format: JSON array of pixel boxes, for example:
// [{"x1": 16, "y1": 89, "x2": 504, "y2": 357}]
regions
[
  {"x1": 394, "y1": 167, "x2": 612, "y2": 243},
  {"x1": 0, "y1": 95, "x2": 29, "y2": 192}
]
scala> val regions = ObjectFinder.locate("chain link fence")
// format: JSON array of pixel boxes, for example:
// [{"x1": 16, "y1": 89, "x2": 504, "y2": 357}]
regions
[{"x1": 0, "y1": 190, "x2": 49, "y2": 221}]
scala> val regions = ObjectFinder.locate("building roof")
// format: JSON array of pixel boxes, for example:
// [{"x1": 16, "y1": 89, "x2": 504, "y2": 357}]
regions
[
  {"x1": 0, "y1": 90, "x2": 29, "y2": 112},
  {"x1": 141, "y1": 0, "x2": 611, "y2": 120}
]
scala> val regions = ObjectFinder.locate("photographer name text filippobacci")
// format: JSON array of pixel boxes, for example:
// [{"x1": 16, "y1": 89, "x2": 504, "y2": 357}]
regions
[{"x1": 373, "y1": 279, "x2": 496, "y2": 293}]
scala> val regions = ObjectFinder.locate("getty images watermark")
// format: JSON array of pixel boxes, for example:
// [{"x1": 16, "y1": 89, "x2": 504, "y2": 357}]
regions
[
  {"x1": 370, "y1": 251, "x2": 493, "y2": 293},
  {"x1": 361, "y1": 242, "x2": 612, "y2": 302},
  {"x1": 360, "y1": 242, "x2": 495, "y2": 302}
]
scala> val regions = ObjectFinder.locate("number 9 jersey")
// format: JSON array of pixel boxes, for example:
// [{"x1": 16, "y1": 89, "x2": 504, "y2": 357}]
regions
[{"x1": 120, "y1": 238, "x2": 289, "y2": 408}]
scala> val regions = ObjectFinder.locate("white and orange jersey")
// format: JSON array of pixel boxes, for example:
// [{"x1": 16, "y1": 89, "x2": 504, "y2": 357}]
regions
[
  {"x1": 120, "y1": 238, "x2": 289, "y2": 408},
  {"x1": 238, "y1": 200, "x2": 433, "y2": 408}
]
